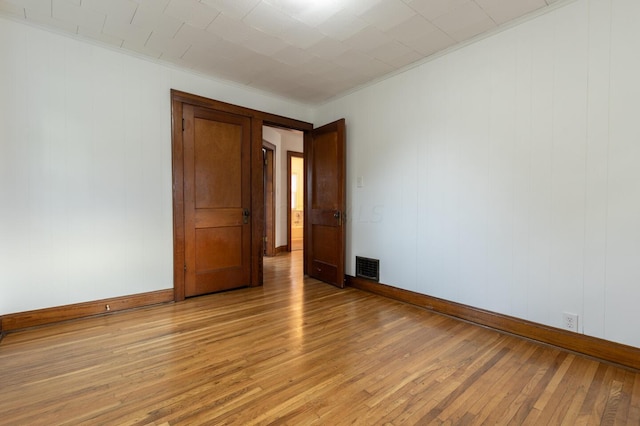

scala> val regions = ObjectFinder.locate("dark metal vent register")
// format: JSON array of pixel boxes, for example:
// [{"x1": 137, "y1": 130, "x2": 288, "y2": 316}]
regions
[{"x1": 356, "y1": 256, "x2": 379, "y2": 282}]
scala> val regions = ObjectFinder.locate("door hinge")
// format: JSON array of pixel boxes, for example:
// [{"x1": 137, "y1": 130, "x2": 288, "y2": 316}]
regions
[
  {"x1": 184, "y1": 264, "x2": 187, "y2": 272},
  {"x1": 182, "y1": 118, "x2": 185, "y2": 132}
]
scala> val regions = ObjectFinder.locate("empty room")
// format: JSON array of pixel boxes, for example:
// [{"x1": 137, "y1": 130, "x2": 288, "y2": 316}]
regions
[{"x1": 1, "y1": 0, "x2": 639, "y2": 424}]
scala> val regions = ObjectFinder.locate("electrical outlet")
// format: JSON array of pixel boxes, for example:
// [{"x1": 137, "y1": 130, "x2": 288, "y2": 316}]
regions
[{"x1": 562, "y1": 312, "x2": 578, "y2": 332}]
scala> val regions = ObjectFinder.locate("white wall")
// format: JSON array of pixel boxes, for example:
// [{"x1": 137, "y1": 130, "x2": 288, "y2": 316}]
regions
[
  {"x1": 0, "y1": 18, "x2": 312, "y2": 316},
  {"x1": 314, "y1": 0, "x2": 640, "y2": 348},
  {"x1": 263, "y1": 127, "x2": 303, "y2": 248}
]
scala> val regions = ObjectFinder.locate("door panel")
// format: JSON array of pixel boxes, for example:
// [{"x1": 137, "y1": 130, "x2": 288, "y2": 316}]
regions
[
  {"x1": 194, "y1": 119, "x2": 242, "y2": 208},
  {"x1": 306, "y1": 119, "x2": 346, "y2": 288},
  {"x1": 311, "y1": 135, "x2": 339, "y2": 209},
  {"x1": 195, "y1": 227, "x2": 242, "y2": 270},
  {"x1": 183, "y1": 105, "x2": 251, "y2": 297}
]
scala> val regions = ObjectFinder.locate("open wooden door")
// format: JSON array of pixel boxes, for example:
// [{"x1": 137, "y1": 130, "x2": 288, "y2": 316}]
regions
[
  {"x1": 182, "y1": 104, "x2": 252, "y2": 296},
  {"x1": 305, "y1": 119, "x2": 346, "y2": 288}
]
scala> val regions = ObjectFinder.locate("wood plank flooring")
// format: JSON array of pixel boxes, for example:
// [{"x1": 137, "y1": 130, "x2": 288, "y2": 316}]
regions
[{"x1": 1, "y1": 251, "x2": 639, "y2": 425}]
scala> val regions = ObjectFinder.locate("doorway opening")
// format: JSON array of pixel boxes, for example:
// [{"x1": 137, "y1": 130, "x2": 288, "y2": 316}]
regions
[
  {"x1": 288, "y1": 152, "x2": 304, "y2": 251},
  {"x1": 262, "y1": 126, "x2": 304, "y2": 257}
]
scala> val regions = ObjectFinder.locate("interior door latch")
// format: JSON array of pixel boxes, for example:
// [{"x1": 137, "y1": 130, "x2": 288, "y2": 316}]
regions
[
  {"x1": 243, "y1": 208, "x2": 250, "y2": 224},
  {"x1": 334, "y1": 210, "x2": 342, "y2": 226}
]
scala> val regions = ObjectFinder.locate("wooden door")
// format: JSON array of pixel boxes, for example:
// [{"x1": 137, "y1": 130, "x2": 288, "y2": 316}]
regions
[
  {"x1": 305, "y1": 119, "x2": 346, "y2": 288},
  {"x1": 183, "y1": 105, "x2": 251, "y2": 297}
]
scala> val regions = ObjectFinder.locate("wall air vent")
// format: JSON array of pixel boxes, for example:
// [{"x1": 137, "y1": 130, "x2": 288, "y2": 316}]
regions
[{"x1": 356, "y1": 256, "x2": 380, "y2": 282}]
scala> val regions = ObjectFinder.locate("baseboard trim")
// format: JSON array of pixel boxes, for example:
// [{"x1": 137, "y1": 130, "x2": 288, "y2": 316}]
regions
[
  {"x1": 0, "y1": 289, "x2": 174, "y2": 332},
  {"x1": 275, "y1": 245, "x2": 288, "y2": 255},
  {"x1": 346, "y1": 276, "x2": 640, "y2": 371}
]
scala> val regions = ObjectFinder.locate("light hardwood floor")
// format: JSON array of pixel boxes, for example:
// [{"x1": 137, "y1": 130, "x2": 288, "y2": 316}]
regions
[{"x1": 1, "y1": 251, "x2": 639, "y2": 425}]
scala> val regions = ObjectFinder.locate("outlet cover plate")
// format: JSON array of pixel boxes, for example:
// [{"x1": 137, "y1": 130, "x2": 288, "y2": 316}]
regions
[{"x1": 562, "y1": 312, "x2": 579, "y2": 332}]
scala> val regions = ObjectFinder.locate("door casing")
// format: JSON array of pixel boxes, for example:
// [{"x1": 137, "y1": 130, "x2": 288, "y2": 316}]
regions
[{"x1": 263, "y1": 141, "x2": 276, "y2": 257}]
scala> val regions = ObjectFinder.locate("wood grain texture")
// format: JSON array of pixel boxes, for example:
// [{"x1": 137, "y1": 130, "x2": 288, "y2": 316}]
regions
[
  {"x1": 347, "y1": 275, "x2": 640, "y2": 372},
  {"x1": 0, "y1": 290, "x2": 173, "y2": 332},
  {"x1": 171, "y1": 98, "x2": 186, "y2": 302},
  {"x1": 0, "y1": 252, "x2": 638, "y2": 425},
  {"x1": 251, "y1": 118, "x2": 264, "y2": 287}
]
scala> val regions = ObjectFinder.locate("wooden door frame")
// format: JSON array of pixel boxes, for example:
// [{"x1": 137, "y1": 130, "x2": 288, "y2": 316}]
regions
[
  {"x1": 171, "y1": 90, "x2": 312, "y2": 301},
  {"x1": 263, "y1": 141, "x2": 276, "y2": 257},
  {"x1": 287, "y1": 151, "x2": 304, "y2": 252}
]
